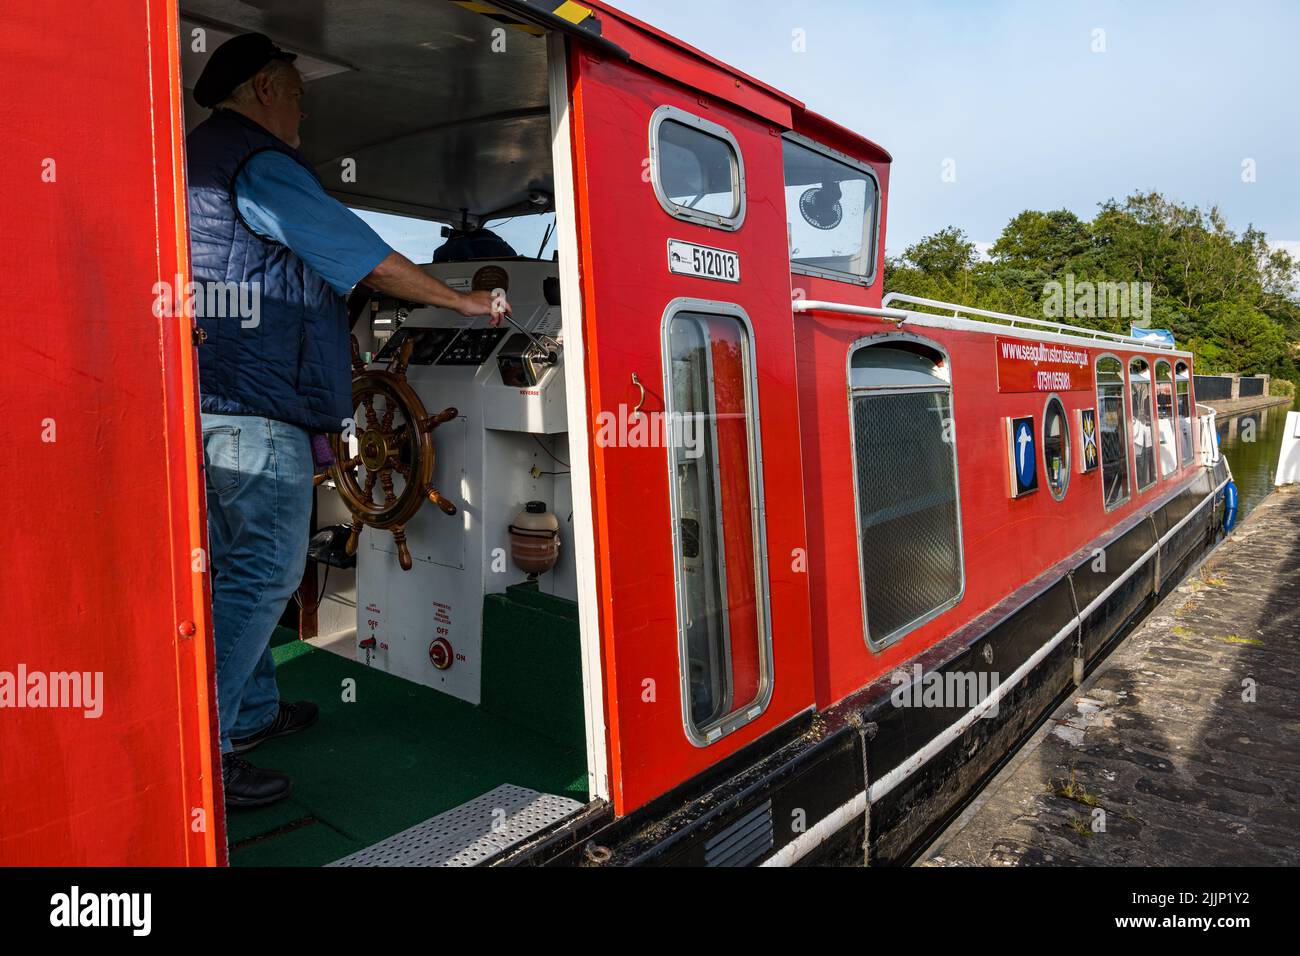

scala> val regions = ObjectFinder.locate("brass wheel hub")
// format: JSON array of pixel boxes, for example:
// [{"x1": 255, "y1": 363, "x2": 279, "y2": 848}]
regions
[{"x1": 358, "y1": 430, "x2": 390, "y2": 471}]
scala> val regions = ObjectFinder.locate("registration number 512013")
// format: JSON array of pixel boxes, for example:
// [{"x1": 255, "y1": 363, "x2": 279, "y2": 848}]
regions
[{"x1": 667, "y1": 240, "x2": 740, "y2": 283}]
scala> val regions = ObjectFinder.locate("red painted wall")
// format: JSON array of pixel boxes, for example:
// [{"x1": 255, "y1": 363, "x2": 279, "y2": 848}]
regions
[
  {"x1": 784, "y1": 111, "x2": 1200, "y2": 711},
  {"x1": 0, "y1": 0, "x2": 221, "y2": 865},
  {"x1": 569, "y1": 49, "x2": 814, "y2": 814},
  {"x1": 796, "y1": 318, "x2": 1200, "y2": 708}
]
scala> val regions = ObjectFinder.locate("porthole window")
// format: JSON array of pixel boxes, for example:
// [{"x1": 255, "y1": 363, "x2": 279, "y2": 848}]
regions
[
  {"x1": 1043, "y1": 395, "x2": 1070, "y2": 500},
  {"x1": 649, "y1": 106, "x2": 745, "y2": 230}
]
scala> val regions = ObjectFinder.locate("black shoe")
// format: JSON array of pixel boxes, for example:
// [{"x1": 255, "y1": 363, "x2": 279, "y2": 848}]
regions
[
  {"x1": 221, "y1": 753, "x2": 292, "y2": 809},
  {"x1": 230, "y1": 700, "x2": 319, "y2": 755}
]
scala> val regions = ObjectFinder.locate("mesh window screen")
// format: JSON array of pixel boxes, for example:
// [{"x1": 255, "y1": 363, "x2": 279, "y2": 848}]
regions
[{"x1": 852, "y1": 389, "x2": 962, "y2": 644}]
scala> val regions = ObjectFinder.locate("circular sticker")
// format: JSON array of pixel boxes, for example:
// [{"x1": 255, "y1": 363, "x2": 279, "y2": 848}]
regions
[{"x1": 472, "y1": 265, "x2": 509, "y2": 293}]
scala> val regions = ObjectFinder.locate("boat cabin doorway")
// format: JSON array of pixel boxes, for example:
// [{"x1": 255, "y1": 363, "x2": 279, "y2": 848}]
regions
[{"x1": 178, "y1": 0, "x2": 601, "y2": 866}]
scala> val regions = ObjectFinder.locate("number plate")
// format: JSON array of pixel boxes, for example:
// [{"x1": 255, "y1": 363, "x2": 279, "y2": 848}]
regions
[{"x1": 667, "y1": 240, "x2": 740, "y2": 283}]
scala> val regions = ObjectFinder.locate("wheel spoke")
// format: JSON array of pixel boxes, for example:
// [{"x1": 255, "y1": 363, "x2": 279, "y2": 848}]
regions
[{"x1": 379, "y1": 469, "x2": 399, "y2": 506}]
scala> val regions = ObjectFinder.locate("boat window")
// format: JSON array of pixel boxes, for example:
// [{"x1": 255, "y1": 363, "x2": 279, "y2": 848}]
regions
[
  {"x1": 1129, "y1": 357, "x2": 1157, "y2": 491},
  {"x1": 783, "y1": 136, "x2": 880, "y2": 284},
  {"x1": 1043, "y1": 395, "x2": 1070, "y2": 500},
  {"x1": 1176, "y1": 361, "x2": 1194, "y2": 467},
  {"x1": 650, "y1": 107, "x2": 745, "y2": 230},
  {"x1": 849, "y1": 342, "x2": 963, "y2": 649},
  {"x1": 664, "y1": 306, "x2": 771, "y2": 744},
  {"x1": 1155, "y1": 360, "x2": 1178, "y2": 477},
  {"x1": 1096, "y1": 356, "x2": 1131, "y2": 510}
]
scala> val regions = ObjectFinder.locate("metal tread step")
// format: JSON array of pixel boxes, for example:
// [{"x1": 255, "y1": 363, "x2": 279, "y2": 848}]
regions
[{"x1": 329, "y1": 784, "x2": 584, "y2": 867}]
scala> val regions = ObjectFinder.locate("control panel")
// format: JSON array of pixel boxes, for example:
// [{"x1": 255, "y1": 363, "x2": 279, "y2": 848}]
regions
[
  {"x1": 437, "y1": 328, "x2": 509, "y2": 366},
  {"x1": 375, "y1": 327, "x2": 461, "y2": 365},
  {"x1": 375, "y1": 326, "x2": 510, "y2": 367}
]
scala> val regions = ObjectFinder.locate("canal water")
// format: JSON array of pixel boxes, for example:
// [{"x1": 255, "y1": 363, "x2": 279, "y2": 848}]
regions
[{"x1": 1216, "y1": 401, "x2": 1294, "y2": 519}]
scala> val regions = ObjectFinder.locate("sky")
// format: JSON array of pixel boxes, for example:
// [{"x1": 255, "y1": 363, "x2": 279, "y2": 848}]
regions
[{"x1": 608, "y1": 0, "x2": 1299, "y2": 260}]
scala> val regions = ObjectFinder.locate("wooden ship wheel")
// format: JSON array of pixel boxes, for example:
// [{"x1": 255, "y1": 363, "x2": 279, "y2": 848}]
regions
[{"x1": 318, "y1": 335, "x2": 459, "y2": 571}]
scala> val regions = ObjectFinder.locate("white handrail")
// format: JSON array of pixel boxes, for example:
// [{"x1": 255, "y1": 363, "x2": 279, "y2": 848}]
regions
[
  {"x1": 791, "y1": 300, "x2": 910, "y2": 323},
  {"x1": 881, "y1": 293, "x2": 1178, "y2": 350}
]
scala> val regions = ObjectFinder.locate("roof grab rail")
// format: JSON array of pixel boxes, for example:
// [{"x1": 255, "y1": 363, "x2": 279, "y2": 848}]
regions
[
  {"x1": 880, "y1": 293, "x2": 1178, "y2": 350},
  {"x1": 792, "y1": 299, "x2": 909, "y2": 326}
]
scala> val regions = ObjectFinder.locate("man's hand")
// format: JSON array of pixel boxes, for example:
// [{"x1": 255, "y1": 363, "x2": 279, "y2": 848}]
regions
[{"x1": 458, "y1": 289, "x2": 512, "y2": 325}]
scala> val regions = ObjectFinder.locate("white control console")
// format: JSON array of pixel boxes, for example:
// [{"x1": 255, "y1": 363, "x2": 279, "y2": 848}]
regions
[{"x1": 318, "y1": 260, "x2": 576, "y2": 702}]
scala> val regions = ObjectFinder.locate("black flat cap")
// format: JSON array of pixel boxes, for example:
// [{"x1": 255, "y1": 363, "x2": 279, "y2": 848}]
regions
[{"x1": 194, "y1": 33, "x2": 297, "y2": 109}]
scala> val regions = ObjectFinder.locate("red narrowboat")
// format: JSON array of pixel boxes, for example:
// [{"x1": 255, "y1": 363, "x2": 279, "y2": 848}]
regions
[{"x1": 0, "y1": 0, "x2": 1230, "y2": 866}]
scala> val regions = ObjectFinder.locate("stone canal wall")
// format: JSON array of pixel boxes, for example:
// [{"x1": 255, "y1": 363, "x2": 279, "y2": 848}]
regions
[{"x1": 920, "y1": 485, "x2": 1300, "y2": 866}]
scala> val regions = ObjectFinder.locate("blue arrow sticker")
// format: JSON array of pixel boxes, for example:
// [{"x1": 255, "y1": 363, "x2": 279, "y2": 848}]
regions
[{"x1": 1009, "y1": 415, "x2": 1039, "y2": 497}]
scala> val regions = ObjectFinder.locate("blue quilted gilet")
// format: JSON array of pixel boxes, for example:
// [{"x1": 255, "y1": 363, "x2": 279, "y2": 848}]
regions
[{"x1": 187, "y1": 109, "x2": 351, "y2": 433}]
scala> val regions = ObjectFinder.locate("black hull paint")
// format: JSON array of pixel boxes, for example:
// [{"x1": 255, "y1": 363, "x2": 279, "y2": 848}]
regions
[{"x1": 501, "y1": 462, "x2": 1230, "y2": 868}]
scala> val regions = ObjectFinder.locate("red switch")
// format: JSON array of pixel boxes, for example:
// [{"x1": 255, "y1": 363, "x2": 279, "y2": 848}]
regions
[{"x1": 428, "y1": 638, "x2": 453, "y2": 670}]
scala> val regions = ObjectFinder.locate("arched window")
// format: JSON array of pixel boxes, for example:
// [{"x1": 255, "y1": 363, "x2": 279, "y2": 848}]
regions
[
  {"x1": 1155, "y1": 360, "x2": 1178, "y2": 477},
  {"x1": 848, "y1": 340, "x2": 963, "y2": 649},
  {"x1": 1176, "y1": 361, "x2": 1194, "y2": 467},
  {"x1": 1096, "y1": 356, "x2": 1130, "y2": 509},
  {"x1": 1129, "y1": 357, "x2": 1157, "y2": 491}
]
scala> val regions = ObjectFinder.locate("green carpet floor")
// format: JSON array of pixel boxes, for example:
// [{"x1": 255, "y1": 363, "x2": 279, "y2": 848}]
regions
[{"x1": 226, "y1": 627, "x2": 588, "y2": 867}]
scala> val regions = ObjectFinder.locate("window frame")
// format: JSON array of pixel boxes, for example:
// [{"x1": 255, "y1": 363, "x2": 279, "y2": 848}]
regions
[
  {"x1": 1095, "y1": 352, "x2": 1132, "y2": 513},
  {"x1": 660, "y1": 297, "x2": 773, "y2": 747},
  {"x1": 1175, "y1": 360, "x2": 1195, "y2": 468},
  {"x1": 648, "y1": 105, "x2": 747, "y2": 232},
  {"x1": 1128, "y1": 355, "x2": 1158, "y2": 494},
  {"x1": 781, "y1": 131, "x2": 883, "y2": 288},
  {"x1": 1154, "y1": 358, "x2": 1179, "y2": 479},
  {"x1": 1042, "y1": 393, "x2": 1071, "y2": 501},
  {"x1": 846, "y1": 332, "x2": 966, "y2": 652}
]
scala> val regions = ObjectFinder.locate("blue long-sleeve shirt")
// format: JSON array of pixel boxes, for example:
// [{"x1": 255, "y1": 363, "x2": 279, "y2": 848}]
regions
[{"x1": 235, "y1": 151, "x2": 392, "y2": 295}]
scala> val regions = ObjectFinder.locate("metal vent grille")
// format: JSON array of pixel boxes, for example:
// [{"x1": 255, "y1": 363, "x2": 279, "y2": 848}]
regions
[
  {"x1": 852, "y1": 390, "x2": 962, "y2": 643},
  {"x1": 704, "y1": 799, "x2": 773, "y2": 867},
  {"x1": 329, "y1": 784, "x2": 583, "y2": 867}
]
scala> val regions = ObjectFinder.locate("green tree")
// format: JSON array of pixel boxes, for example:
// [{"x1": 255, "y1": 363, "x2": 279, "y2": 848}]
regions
[{"x1": 884, "y1": 192, "x2": 1300, "y2": 386}]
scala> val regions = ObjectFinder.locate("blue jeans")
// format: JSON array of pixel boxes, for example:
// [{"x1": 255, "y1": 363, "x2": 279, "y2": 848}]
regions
[{"x1": 202, "y1": 414, "x2": 313, "y2": 754}]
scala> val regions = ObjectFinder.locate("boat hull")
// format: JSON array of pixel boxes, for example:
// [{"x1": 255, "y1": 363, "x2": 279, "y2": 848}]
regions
[{"x1": 504, "y1": 461, "x2": 1228, "y2": 867}]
